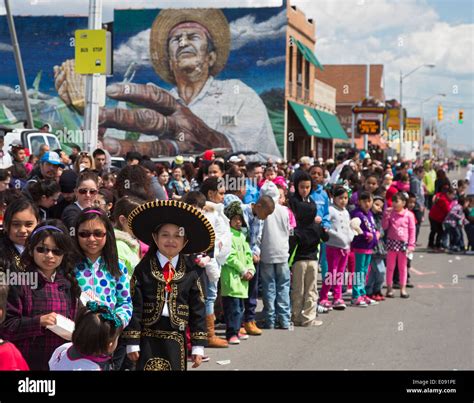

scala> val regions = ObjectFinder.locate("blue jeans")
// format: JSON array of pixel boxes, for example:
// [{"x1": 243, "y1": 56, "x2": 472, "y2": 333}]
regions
[
  {"x1": 353, "y1": 253, "x2": 372, "y2": 299},
  {"x1": 319, "y1": 243, "x2": 328, "y2": 281},
  {"x1": 447, "y1": 226, "x2": 464, "y2": 251},
  {"x1": 244, "y1": 262, "x2": 259, "y2": 322},
  {"x1": 201, "y1": 271, "x2": 218, "y2": 316},
  {"x1": 366, "y1": 257, "x2": 386, "y2": 295},
  {"x1": 260, "y1": 262, "x2": 291, "y2": 328},
  {"x1": 222, "y1": 296, "x2": 244, "y2": 339}
]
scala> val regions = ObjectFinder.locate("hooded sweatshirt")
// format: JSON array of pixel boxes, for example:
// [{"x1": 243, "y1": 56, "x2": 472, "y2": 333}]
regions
[
  {"x1": 350, "y1": 206, "x2": 378, "y2": 252},
  {"x1": 114, "y1": 228, "x2": 140, "y2": 277}
]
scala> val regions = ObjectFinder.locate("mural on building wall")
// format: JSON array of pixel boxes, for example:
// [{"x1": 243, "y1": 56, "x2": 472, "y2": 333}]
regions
[{"x1": 0, "y1": 5, "x2": 287, "y2": 157}]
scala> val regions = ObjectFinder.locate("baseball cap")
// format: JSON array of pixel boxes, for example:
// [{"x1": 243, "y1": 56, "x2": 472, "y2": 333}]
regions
[
  {"x1": 40, "y1": 151, "x2": 65, "y2": 168},
  {"x1": 228, "y1": 156, "x2": 242, "y2": 163}
]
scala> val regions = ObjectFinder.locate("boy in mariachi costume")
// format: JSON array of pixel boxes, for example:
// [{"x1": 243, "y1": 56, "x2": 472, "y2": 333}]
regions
[{"x1": 124, "y1": 200, "x2": 214, "y2": 370}]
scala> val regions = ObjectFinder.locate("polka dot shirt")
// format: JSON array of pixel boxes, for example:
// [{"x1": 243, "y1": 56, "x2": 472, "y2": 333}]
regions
[{"x1": 74, "y1": 257, "x2": 132, "y2": 327}]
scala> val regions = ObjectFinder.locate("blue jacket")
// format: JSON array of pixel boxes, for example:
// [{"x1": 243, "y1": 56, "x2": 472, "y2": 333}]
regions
[
  {"x1": 350, "y1": 207, "x2": 378, "y2": 250},
  {"x1": 243, "y1": 178, "x2": 259, "y2": 204},
  {"x1": 310, "y1": 185, "x2": 331, "y2": 229}
]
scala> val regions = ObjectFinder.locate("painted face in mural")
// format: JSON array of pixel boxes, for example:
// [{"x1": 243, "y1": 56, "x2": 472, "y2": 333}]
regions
[{"x1": 167, "y1": 23, "x2": 217, "y2": 81}]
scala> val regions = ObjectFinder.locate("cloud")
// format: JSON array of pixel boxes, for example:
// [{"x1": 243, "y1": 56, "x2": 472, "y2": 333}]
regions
[
  {"x1": 2, "y1": 0, "x2": 283, "y2": 19},
  {"x1": 0, "y1": 42, "x2": 13, "y2": 52},
  {"x1": 113, "y1": 29, "x2": 151, "y2": 74},
  {"x1": 230, "y1": 9, "x2": 286, "y2": 50},
  {"x1": 256, "y1": 55, "x2": 285, "y2": 66},
  {"x1": 293, "y1": 0, "x2": 473, "y2": 147}
]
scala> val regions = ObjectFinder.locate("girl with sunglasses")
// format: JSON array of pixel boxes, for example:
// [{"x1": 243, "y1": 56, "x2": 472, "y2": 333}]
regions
[
  {"x1": 0, "y1": 220, "x2": 80, "y2": 370},
  {"x1": 61, "y1": 171, "x2": 99, "y2": 233},
  {"x1": 73, "y1": 208, "x2": 132, "y2": 369}
]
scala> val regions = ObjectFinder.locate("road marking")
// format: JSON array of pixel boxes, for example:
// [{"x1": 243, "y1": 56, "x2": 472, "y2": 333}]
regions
[
  {"x1": 416, "y1": 283, "x2": 462, "y2": 289},
  {"x1": 411, "y1": 268, "x2": 436, "y2": 276}
]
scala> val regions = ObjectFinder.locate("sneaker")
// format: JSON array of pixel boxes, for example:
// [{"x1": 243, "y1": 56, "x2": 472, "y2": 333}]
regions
[
  {"x1": 228, "y1": 336, "x2": 240, "y2": 345},
  {"x1": 244, "y1": 321, "x2": 263, "y2": 336},
  {"x1": 344, "y1": 288, "x2": 353, "y2": 295},
  {"x1": 319, "y1": 299, "x2": 333, "y2": 310},
  {"x1": 201, "y1": 355, "x2": 210, "y2": 362},
  {"x1": 363, "y1": 295, "x2": 379, "y2": 306},
  {"x1": 333, "y1": 299, "x2": 347, "y2": 310},
  {"x1": 351, "y1": 296, "x2": 368, "y2": 307},
  {"x1": 317, "y1": 304, "x2": 330, "y2": 314},
  {"x1": 376, "y1": 292, "x2": 386, "y2": 301},
  {"x1": 239, "y1": 327, "x2": 247, "y2": 335},
  {"x1": 238, "y1": 332, "x2": 249, "y2": 340}
]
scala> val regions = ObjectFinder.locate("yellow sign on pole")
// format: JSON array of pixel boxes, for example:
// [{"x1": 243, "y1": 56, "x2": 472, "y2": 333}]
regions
[{"x1": 75, "y1": 29, "x2": 107, "y2": 74}]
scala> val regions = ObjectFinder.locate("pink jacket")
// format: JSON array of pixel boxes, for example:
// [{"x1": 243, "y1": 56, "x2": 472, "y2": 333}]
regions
[{"x1": 382, "y1": 208, "x2": 416, "y2": 249}]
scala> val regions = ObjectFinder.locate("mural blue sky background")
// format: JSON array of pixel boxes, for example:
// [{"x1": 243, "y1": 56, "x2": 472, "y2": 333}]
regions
[{"x1": 0, "y1": 0, "x2": 472, "y2": 150}]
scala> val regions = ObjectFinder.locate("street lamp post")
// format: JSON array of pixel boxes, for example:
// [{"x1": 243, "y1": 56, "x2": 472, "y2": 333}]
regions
[
  {"x1": 399, "y1": 64, "x2": 435, "y2": 160},
  {"x1": 420, "y1": 93, "x2": 445, "y2": 158}
]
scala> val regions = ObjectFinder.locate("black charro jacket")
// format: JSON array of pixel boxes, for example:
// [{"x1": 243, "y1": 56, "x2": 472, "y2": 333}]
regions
[{"x1": 122, "y1": 248, "x2": 208, "y2": 347}]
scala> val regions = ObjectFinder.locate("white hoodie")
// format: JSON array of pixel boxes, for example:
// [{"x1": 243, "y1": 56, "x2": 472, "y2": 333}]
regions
[{"x1": 202, "y1": 201, "x2": 232, "y2": 282}]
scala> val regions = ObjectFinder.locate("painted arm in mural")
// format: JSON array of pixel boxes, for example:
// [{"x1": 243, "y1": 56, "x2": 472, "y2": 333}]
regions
[
  {"x1": 53, "y1": 61, "x2": 231, "y2": 155},
  {"x1": 98, "y1": 83, "x2": 232, "y2": 153}
]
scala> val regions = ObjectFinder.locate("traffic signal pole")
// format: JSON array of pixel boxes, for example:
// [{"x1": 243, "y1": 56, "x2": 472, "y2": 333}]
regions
[{"x1": 4, "y1": 0, "x2": 34, "y2": 129}]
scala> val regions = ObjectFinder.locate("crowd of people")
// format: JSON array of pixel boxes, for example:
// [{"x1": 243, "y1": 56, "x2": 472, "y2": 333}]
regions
[{"x1": 0, "y1": 138, "x2": 473, "y2": 371}]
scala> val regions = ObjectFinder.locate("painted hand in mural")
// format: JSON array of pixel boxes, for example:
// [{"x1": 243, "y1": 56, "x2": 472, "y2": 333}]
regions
[
  {"x1": 53, "y1": 59, "x2": 86, "y2": 111},
  {"x1": 98, "y1": 83, "x2": 232, "y2": 153}
]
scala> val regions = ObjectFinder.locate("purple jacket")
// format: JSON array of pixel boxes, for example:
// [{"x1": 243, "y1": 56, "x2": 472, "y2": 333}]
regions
[{"x1": 350, "y1": 207, "x2": 378, "y2": 250}]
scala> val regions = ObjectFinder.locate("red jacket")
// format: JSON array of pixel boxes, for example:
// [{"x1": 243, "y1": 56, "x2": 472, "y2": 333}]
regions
[{"x1": 429, "y1": 192, "x2": 452, "y2": 223}]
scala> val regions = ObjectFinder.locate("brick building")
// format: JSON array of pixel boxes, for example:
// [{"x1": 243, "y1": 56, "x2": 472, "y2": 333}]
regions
[{"x1": 284, "y1": 2, "x2": 347, "y2": 162}]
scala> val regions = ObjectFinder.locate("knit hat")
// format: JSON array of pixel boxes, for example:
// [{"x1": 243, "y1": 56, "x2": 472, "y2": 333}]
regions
[
  {"x1": 203, "y1": 150, "x2": 215, "y2": 161},
  {"x1": 59, "y1": 169, "x2": 78, "y2": 193},
  {"x1": 224, "y1": 201, "x2": 246, "y2": 226},
  {"x1": 260, "y1": 181, "x2": 279, "y2": 203}
]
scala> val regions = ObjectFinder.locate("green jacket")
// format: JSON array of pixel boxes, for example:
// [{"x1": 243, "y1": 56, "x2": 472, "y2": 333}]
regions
[
  {"x1": 423, "y1": 169, "x2": 436, "y2": 195},
  {"x1": 220, "y1": 227, "x2": 255, "y2": 298},
  {"x1": 115, "y1": 228, "x2": 140, "y2": 278}
]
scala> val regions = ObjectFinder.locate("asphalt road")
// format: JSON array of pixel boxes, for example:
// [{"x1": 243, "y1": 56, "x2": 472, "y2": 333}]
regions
[{"x1": 194, "y1": 171, "x2": 474, "y2": 371}]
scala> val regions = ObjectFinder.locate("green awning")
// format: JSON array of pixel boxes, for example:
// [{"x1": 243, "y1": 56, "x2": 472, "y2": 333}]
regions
[
  {"x1": 293, "y1": 37, "x2": 324, "y2": 71},
  {"x1": 289, "y1": 101, "x2": 331, "y2": 139},
  {"x1": 314, "y1": 109, "x2": 348, "y2": 140}
]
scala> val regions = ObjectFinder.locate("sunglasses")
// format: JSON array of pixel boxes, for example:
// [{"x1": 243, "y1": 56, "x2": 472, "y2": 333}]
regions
[
  {"x1": 78, "y1": 230, "x2": 107, "y2": 239},
  {"x1": 35, "y1": 246, "x2": 64, "y2": 256},
  {"x1": 78, "y1": 188, "x2": 98, "y2": 195}
]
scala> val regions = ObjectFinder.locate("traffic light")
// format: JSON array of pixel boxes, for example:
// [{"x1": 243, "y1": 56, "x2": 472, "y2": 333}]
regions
[
  {"x1": 459, "y1": 109, "x2": 464, "y2": 124},
  {"x1": 437, "y1": 104, "x2": 443, "y2": 121}
]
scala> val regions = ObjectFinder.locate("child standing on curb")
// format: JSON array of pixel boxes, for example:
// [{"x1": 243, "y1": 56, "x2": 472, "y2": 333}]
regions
[
  {"x1": 383, "y1": 192, "x2": 416, "y2": 298},
  {"x1": 289, "y1": 172, "x2": 329, "y2": 326},
  {"x1": 350, "y1": 192, "x2": 379, "y2": 307},
  {"x1": 320, "y1": 186, "x2": 355, "y2": 311},
  {"x1": 220, "y1": 202, "x2": 255, "y2": 344},
  {"x1": 366, "y1": 195, "x2": 386, "y2": 301}
]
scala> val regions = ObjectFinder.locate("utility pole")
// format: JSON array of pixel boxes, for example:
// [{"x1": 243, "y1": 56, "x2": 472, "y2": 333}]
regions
[
  {"x1": 4, "y1": 0, "x2": 34, "y2": 128},
  {"x1": 364, "y1": 64, "x2": 370, "y2": 151},
  {"x1": 83, "y1": 0, "x2": 103, "y2": 152}
]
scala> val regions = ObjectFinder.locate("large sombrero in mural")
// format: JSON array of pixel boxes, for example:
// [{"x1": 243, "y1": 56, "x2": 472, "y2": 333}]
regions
[
  {"x1": 128, "y1": 200, "x2": 215, "y2": 254},
  {"x1": 149, "y1": 8, "x2": 231, "y2": 84}
]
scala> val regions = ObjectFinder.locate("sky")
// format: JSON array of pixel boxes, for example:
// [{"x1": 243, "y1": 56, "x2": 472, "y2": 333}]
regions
[{"x1": 1, "y1": 0, "x2": 473, "y2": 150}]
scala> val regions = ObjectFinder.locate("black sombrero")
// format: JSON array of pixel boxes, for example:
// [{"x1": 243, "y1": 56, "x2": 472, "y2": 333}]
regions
[{"x1": 128, "y1": 200, "x2": 215, "y2": 254}]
